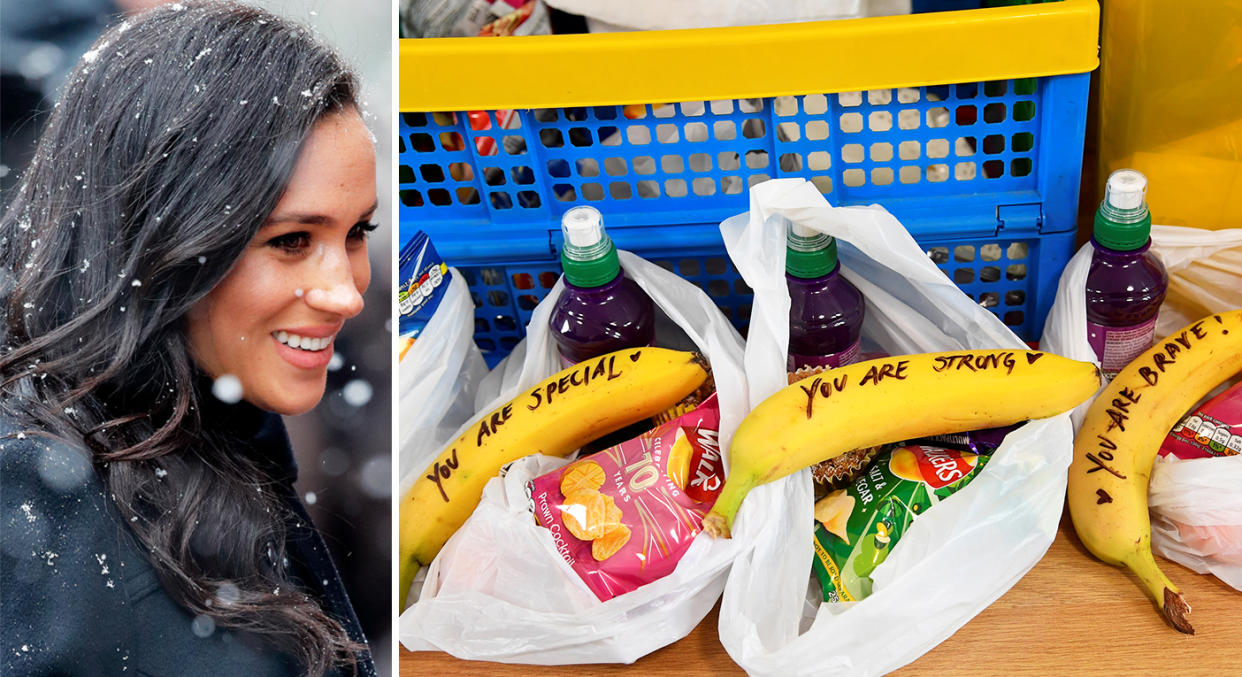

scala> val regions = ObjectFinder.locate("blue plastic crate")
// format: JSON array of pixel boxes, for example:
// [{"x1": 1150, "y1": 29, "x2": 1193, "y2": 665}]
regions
[{"x1": 399, "y1": 4, "x2": 1093, "y2": 367}]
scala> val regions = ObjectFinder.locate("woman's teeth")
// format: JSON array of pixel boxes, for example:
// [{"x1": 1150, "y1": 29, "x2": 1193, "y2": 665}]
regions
[{"x1": 274, "y1": 331, "x2": 331, "y2": 351}]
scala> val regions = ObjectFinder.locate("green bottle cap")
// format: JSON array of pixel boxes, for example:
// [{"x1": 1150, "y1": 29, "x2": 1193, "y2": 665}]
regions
[
  {"x1": 785, "y1": 222, "x2": 838, "y2": 279},
  {"x1": 1093, "y1": 169, "x2": 1152, "y2": 251},
  {"x1": 560, "y1": 205, "x2": 620, "y2": 287}
]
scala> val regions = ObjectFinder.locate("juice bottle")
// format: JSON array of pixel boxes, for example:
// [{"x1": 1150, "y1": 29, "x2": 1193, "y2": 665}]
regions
[
  {"x1": 786, "y1": 222, "x2": 865, "y2": 371},
  {"x1": 1085, "y1": 169, "x2": 1168, "y2": 380},
  {"x1": 549, "y1": 206, "x2": 655, "y2": 366}
]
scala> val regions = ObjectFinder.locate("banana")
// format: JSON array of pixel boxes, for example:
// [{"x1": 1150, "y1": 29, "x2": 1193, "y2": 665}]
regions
[
  {"x1": 398, "y1": 346, "x2": 709, "y2": 607},
  {"x1": 703, "y1": 349, "x2": 1100, "y2": 539},
  {"x1": 1068, "y1": 309, "x2": 1242, "y2": 635}
]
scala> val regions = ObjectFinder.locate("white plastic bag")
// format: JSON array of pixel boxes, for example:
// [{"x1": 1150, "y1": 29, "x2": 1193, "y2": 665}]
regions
[
  {"x1": 1042, "y1": 225, "x2": 1242, "y2": 590},
  {"x1": 399, "y1": 268, "x2": 489, "y2": 485},
  {"x1": 543, "y1": 0, "x2": 909, "y2": 33},
  {"x1": 716, "y1": 179, "x2": 1074, "y2": 676},
  {"x1": 399, "y1": 250, "x2": 750, "y2": 664}
]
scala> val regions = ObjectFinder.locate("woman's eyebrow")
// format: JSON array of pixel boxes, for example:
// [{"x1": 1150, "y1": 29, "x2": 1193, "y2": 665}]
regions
[{"x1": 264, "y1": 201, "x2": 379, "y2": 226}]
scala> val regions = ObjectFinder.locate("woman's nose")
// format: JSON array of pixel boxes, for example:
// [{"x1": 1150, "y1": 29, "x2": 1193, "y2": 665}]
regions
[{"x1": 303, "y1": 246, "x2": 365, "y2": 318}]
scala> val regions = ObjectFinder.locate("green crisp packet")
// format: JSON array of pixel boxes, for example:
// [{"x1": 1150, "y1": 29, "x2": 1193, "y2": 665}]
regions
[{"x1": 811, "y1": 443, "x2": 992, "y2": 602}]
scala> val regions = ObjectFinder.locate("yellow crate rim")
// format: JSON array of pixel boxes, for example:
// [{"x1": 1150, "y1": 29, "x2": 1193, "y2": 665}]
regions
[{"x1": 399, "y1": 0, "x2": 1098, "y2": 112}]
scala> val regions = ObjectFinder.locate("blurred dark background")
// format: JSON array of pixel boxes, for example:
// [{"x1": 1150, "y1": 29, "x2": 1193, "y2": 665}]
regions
[{"x1": 0, "y1": 1, "x2": 394, "y2": 672}]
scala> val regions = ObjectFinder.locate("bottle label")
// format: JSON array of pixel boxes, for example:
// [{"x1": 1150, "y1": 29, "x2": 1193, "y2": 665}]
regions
[
  {"x1": 559, "y1": 341, "x2": 654, "y2": 369},
  {"x1": 1087, "y1": 316, "x2": 1158, "y2": 379},
  {"x1": 788, "y1": 338, "x2": 862, "y2": 372}
]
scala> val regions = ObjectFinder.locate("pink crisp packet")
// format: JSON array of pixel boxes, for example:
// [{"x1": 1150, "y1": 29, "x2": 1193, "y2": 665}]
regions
[
  {"x1": 528, "y1": 394, "x2": 723, "y2": 601},
  {"x1": 1161, "y1": 381, "x2": 1242, "y2": 459}
]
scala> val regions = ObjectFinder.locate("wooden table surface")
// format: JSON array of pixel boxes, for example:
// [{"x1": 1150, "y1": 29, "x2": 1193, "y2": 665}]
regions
[{"x1": 400, "y1": 514, "x2": 1242, "y2": 675}]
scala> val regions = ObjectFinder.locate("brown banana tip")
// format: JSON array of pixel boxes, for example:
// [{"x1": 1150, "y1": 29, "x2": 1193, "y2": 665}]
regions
[
  {"x1": 1163, "y1": 588, "x2": 1194, "y2": 635},
  {"x1": 691, "y1": 351, "x2": 710, "y2": 372},
  {"x1": 702, "y1": 512, "x2": 731, "y2": 539}
]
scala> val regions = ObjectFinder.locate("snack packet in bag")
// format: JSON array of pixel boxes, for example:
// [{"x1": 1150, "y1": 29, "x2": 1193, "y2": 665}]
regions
[
  {"x1": 1161, "y1": 381, "x2": 1242, "y2": 459},
  {"x1": 812, "y1": 444, "x2": 993, "y2": 602},
  {"x1": 528, "y1": 394, "x2": 724, "y2": 601}
]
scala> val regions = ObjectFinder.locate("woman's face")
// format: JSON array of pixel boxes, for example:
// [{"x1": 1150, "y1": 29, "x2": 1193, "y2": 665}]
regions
[{"x1": 186, "y1": 108, "x2": 376, "y2": 415}]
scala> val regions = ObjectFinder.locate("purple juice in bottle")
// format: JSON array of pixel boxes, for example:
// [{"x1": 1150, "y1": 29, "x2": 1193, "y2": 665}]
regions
[
  {"x1": 549, "y1": 206, "x2": 655, "y2": 366},
  {"x1": 786, "y1": 222, "x2": 865, "y2": 372},
  {"x1": 1085, "y1": 169, "x2": 1168, "y2": 380}
]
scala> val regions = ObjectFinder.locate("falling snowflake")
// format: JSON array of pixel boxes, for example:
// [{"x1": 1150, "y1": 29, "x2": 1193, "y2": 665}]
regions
[
  {"x1": 95, "y1": 554, "x2": 110, "y2": 575},
  {"x1": 154, "y1": 467, "x2": 168, "y2": 479},
  {"x1": 327, "y1": 353, "x2": 344, "y2": 372},
  {"x1": 131, "y1": 279, "x2": 142, "y2": 287},
  {"x1": 342, "y1": 380, "x2": 372, "y2": 407},
  {"x1": 212, "y1": 374, "x2": 243, "y2": 404},
  {"x1": 197, "y1": 256, "x2": 207, "y2": 264},
  {"x1": 304, "y1": 491, "x2": 317, "y2": 505},
  {"x1": 300, "y1": 89, "x2": 312, "y2": 97},
  {"x1": 20, "y1": 503, "x2": 36, "y2": 523}
]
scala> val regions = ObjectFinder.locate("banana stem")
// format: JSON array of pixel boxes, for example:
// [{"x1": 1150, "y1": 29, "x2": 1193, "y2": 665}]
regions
[
  {"x1": 703, "y1": 475, "x2": 757, "y2": 539},
  {"x1": 1126, "y1": 549, "x2": 1194, "y2": 634}
]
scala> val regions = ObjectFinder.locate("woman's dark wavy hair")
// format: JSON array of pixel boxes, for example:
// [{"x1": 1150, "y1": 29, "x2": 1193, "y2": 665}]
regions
[{"x1": 0, "y1": 3, "x2": 364, "y2": 674}]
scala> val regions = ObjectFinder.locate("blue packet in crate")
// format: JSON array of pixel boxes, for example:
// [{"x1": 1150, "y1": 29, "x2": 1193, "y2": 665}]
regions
[{"x1": 399, "y1": 231, "x2": 450, "y2": 355}]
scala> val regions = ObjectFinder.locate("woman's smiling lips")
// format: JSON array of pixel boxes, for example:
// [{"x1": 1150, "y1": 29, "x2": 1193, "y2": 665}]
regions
[{"x1": 271, "y1": 325, "x2": 339, "y2": 370}]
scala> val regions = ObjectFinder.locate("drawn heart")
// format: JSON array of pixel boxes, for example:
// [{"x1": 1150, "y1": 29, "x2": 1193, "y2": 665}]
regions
[
  {"x1": 1026, "y1": 352, "x2": 1045, "y2": 365},
  {"x1": 629, "y1": 351, "x2": 642, "y2": 362}
]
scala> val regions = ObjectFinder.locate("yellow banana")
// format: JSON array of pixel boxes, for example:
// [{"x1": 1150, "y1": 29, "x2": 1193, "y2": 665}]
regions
[
  {"x1": 703, "y1": 349, "x2": 1100, "y2": 538},
  {"x1": 398, "y1": 347, "x2": 709, "y2": 607},
  {"x1": 1069, "y1": 309, "x2": 1242, "y2": 635}
]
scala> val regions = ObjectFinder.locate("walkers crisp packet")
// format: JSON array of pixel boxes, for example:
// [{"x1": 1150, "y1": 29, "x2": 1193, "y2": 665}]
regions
[{"x1": 528, "y1": 394, "x2": 723, "y2": 601}]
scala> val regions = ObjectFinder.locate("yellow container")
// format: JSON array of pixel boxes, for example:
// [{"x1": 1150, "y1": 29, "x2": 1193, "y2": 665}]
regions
[
  {"x1": 1095, "y1": 0, "x2": 1242, "y2": 230},
  {"x1": 399, "y1": 0, "x2": 1099, "y2": 112}
]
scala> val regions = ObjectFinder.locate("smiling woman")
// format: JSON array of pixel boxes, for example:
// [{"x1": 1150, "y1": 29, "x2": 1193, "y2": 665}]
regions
[
  {"x1": 0, "y1": 3, "x2": 381, "y2": 676},
  {"x1": 186, "y1": 110, "x2": 377, "y2": 417}
]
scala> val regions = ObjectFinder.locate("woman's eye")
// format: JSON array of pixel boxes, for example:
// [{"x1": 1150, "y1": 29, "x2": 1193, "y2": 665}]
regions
[
  {"x1": 348, "y1": 221, "x2": 379, "y2": 241},
  {"x1": 267, "y1": 231, "x2": 311, "y2": 253}
]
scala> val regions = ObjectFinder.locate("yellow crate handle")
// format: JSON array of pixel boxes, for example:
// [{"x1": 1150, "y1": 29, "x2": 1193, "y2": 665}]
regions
[{"x1": 399, "y1": 0, "x2": 1098, "y2": 113}]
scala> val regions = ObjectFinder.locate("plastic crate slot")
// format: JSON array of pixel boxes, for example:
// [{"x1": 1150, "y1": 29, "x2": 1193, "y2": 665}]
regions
[
  {"x1": 679, "y1": 259, "x2": 700, "y2": 276},
  {"x1": 403, "y1": 112, "x2": 427, "y2": 127},
  {"x1": 710, "y1": 99, "x2": 735, "y2": 115},
  {"x1": 742, "y1": 119, "x2": 766, "y2": 139},
  {"x1": 688, "y1": 153, "x2": 712, "y2": 172},
  {"x1": 1005, "y1": 290, "x2": 1026, "y2": 306},
  {"x1": 475, "y1": 318, "x2": 490, "y2": 332},
  {"x1": 600, "y1": 127, "x2": 622, "y2": 146},
  {"x1": 411, "y1": 133, "x2": 435, "y2": 152},
  {"x1": 517, "y1": 294, "x2": 539, "y2": 311},
  {"x1": 637, "y1": 180, "x2": 661, "y2": 197},
  {"x1": 692, "y1": 178, "x2": 716, "y2": 196},
  {"x1": 540, "y1": 129, "x2": 564, "y2": 148},
  {"x1": 1007, "y1": 242, "x2": 1028, "y2": 259},
  {"x1": 502, "y1": 135, "x2": 526, "y2": 154},
  {"x1": 538, "y1": 272, "x2": 558, "y2": 288},
  {"x1": 953, "y1": 162, "x2": 976, "y2": 181},
  {"x1": 898, "y1": 109, "x2": 921, "y2": 130},
  {"x1": 661, "y1": 155, "x2": 684, "y2": 173},
  {"x1": 579, "y1": 183, "x2": 603, "y2": 200},
  {"x1": 1006, "y1": 264, "x2": 1027, "y2": 281},
  {"x1": 611, "y1": 182, "x2": 634, "y2": 199},
  {"x1": 979, "y1": 292, "x2": 999, "y2": 308},
  {"x1": 665, "y1": 179, "x2": 688, "y2": 197},
  {"x1": 980, "y1": 266, "x2": 1001, "y2": 282},
  {"x1": 840, "y1": 112, "x2": 864, "y2": 133},
  {"x1": 511, "y1": 273, "x2": 534, "y2": 290},
  {"x1": 870, "y1": 143, "x2": 894, "y2": 162},
  {"x1": 510, "y1": 166, "x2": 535, "y2": 185},
  {"x1": 927, "y1": 107, "x2": 950, "y2": 128},
  {"x1": 399, "y1": 189, "x2": 422, "y2": 207},
  {"x1": 983, "y1": 135, "x2": 1005, "y2": 155},
  {"x1": 399, "y1": 165, "x2": 416, "y2": 183},
  {"x1": 983, "y1": 159, "x2": 1004, "y2": 178},
  {"x1": 1011, "y1": 158, "x2": 1032, "y2": 177},
  {"x1": 1003, "y1": 310, "x2": 1024, "y2": 326},
  {"x1": 953, "y1": 268, "x2": 975, "y2": 284},
  {"x1": 779, "y1": 153, "x2": 802, "y2": 173},
  {"x1": 899, "y1": 167, "x2": 920, "y2": 184},
  {"x1": 495, "y1": 316, "x2": 518, "y2": 331},
  {"x1": 713, "y1": 120, "x2": 738, "y2": 141},
  {"x1": 928, "y1": 247, "x2": 949, "y2": 264},
  {"x1": 456, "y1": 187, "x2": 480, "y2": 205},
  {"x1": 490, "y1": 192, "x2": 513, "y2": 209},
  {"x1": 954, "y1": 245, "x2": 976, "y2": 262},
  {"x1": 868, "y1": 111, "x2": 893, "y2": 132},
  {"x1": 578, "y1": 158, "x2": 600, "y2": 177},
  {"x1": 871, "y1": 167, "x2": 894, "y2": 186},
  {"x1": 983, "y1": 103, "x2": 1006, "y2": 124}
]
